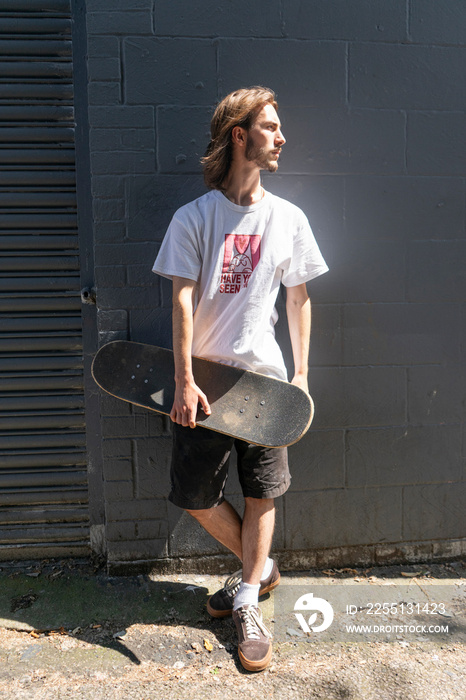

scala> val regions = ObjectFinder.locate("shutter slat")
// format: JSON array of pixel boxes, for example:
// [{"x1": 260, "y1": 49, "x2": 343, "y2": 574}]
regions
[{"x1": 0, "y1": 0, "x2": 89, "y2": 559}]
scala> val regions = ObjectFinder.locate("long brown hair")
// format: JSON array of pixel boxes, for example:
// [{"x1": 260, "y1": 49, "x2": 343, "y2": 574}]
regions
[{"x1": 201, "y1": 86, "x2": 278, "y2": 190}]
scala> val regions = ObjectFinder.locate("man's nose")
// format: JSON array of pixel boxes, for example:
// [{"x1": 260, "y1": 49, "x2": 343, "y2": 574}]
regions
[{"x1": 276, "y1": 129, "x2": 286, "y2": 146}]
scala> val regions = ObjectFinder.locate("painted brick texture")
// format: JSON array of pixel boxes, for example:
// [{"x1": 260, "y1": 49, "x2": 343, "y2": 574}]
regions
[{"x1": 84, "y1": 0, "x2": 466, "y2": 567}]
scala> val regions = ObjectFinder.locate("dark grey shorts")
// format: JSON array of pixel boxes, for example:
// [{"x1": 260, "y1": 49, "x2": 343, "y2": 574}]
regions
[{"x1": 169, "y1": 424, "x2": 291, "y2": 510}]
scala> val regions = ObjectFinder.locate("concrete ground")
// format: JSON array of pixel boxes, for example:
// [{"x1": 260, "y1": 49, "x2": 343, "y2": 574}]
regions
[{"x1": 0, "y1": 558, "x2": 465, "y2": 699}]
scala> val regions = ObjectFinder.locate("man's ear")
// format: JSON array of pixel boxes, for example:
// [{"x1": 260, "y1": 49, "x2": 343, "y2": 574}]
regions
[{"x1": 231, "y1": 125, "x2": 247, "y2": 148}]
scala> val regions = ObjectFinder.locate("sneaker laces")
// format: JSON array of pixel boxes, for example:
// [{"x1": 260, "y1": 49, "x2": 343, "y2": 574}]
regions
[
  {"x1": 240, "y1": 605, "x2": 272, "y2": 640},
  {"x1": 222, "y1": 569, "x2": 242, "y2": 600}
]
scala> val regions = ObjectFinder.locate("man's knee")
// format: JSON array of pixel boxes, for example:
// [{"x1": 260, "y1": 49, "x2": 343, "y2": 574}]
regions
[
  {"x1": 244, "y1": 496, "x2": 275, "y2": 513},
  {"x1": 185, "y1": 506, "x2": 216, "y2": 523}
]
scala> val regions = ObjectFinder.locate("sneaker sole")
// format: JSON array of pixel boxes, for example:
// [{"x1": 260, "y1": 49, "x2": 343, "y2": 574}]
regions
[
  {"x1": 238, "y1": 643, "x2": 272, "y2": 672},
  {"x1": 206, "y1": 573, "x2": 281, "y2": 619}
]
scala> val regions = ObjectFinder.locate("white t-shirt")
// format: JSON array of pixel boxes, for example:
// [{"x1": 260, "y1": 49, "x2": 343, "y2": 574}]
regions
[{"x1": 152, "y1": 189, "x2": 328, "y2": 380}]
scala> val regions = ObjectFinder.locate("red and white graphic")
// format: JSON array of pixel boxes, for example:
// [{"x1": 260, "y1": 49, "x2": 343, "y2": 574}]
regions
[{"x1": 219, "y1": 234, "x2": 261, "y2": 294}]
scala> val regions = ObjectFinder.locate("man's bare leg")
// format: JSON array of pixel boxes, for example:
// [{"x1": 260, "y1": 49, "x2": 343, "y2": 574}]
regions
[
  {"x1": 186, "y1": 500, "x2": 243, "y2": 560},
  {"x1": 186, "y1": 496, "x2": 275, "y2": 581},
  {"x1": 240, "y1": 497, "x2": 275, "y2": 584}
]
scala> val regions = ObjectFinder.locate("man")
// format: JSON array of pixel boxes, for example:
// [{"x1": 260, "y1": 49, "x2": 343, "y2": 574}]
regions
[{"x1": 152, "y1": 86, "x2": 328, "y2": 672}]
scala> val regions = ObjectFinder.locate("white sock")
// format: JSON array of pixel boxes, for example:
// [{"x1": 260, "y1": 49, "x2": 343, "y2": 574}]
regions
[
  {"x1": 233, "y1": 581, "x2": 260, "y2": 610},
  {"x1": 261, "y1": 557, "x2": 274, "y2": 581}
]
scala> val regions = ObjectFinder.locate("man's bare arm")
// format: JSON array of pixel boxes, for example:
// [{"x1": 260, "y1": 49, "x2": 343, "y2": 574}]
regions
[
  {"x1": 171, "y1": 276, "x2": 210, "y2": 428},
  {"x1": 285, "y1": 283, "x2": 311, "y2": 394}
]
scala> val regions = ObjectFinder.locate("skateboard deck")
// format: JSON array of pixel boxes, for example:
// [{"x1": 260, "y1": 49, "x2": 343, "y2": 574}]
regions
[{"x1": 91, "y1": 341, "x2": 314, "y2": 448}]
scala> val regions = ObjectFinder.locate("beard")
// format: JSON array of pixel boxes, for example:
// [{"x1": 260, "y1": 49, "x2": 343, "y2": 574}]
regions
[{"x1": 245, "y1": 139, "x2": 279, "y2": 172}]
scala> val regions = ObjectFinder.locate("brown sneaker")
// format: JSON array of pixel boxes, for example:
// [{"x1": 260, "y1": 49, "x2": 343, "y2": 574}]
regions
[
  {"x1": 232, "y1": 604, "x2": 272, "y2": 672},
  {"x1": 207, "y1": 560, "x2": 280, "y2": 618}
]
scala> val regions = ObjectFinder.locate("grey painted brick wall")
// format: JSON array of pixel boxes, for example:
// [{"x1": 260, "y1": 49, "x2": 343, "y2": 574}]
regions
[{"x1": 82, "y1": 0, "x2": 466, "y2": 571}]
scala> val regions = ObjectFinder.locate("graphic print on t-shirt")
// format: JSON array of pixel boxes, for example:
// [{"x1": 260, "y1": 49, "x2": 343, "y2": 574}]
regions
[{"x1": 219, "y1": 234, "x2": 261, "y2": 294}]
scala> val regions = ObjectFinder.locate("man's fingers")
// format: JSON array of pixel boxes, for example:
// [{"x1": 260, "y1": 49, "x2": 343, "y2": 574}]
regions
[
  {"x1": 170, "y1": 385, "x2": 209, "y2": 427},
  {"x1": 169, "y1": 403, "x2": 197, "y2": 428},
  {"x1": 199, "y1": 392, "x2": 211, "y2": 416}
]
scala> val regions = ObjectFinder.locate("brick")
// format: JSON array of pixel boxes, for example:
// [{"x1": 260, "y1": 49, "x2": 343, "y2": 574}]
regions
[
  {"x1": 307, "y1": 305, "x2": 343, "y2": 368},
  {"x1": 283, "y1": 0, "x2": 407, "y2": 41},
  {"x1": 90, "y1": 128, "x2": 154, "y2": 152},
  {"x1": 106, "y1": 497, "x2": 167, "y2": 521},
  {"x1": 133, "y1": 442, "x2": 172, "y2": 490},
  {"x1": 91, "y1": 175, "x2": 125, "y2": 198},
  {"x1": 88, "y1": 0, "x2": 152, "y2": 9},
  {"x1": 159, "y1": 276, "x2": 173, "y2": 308},
  {"x1": 95, "y1": 242, "x2": 157, "y2": 267},
  {"x1": 321, "y1": 238, "x2": 406, "y2": 304},
  {"x1": 154, "y1": 0, "x2": 282, "y2": 37},
  {"x1": 104, "y1": 480, "x2": 134, "y2": 501},
  {"x1": 88, "y1": 57, "x2": 120, "y2": 82},
  {"x1": 97, "y1": 309, "x2": 128, "y2": 332},
  {"x1": 90, "y1": 150, "x2": 155, "y2": 175},
  {"x1": 97, "y1": 286, "x2": 160, "y2": 311},
  {"x1": 350, "y1": 44, "x2": 466, "y2": 110},
  {"x1": 157, "y1": 106, "x2": 212, "y2": 174},
  {"x1": 408, "y1": 365, "x2": 466, "y2": 425},
  {"x1": 343, "y1": 303, "x2": 461, "y2": 366},
  {"x1": 310, "y1": 366, "x2": 406, "y2": 429},
  {"x1": 102, "y1": 438, "x2": 132, "y2": 459},
  {"x1": 106, "y1": 519, "x2": 168, "y2": 542},
  {"x1": 89, "y1": 106, "x2": 154, "y2": 129},
  {"x1": 107, "y1": 538, "x2": 168, "y2": 560},
  {"x1": 137, "y1": 466, "x2": 171, "y2": 501},
  {"x1": 92, "y1": 197, "x2": 125, "y2": 222},
  {"x1": 403, "y1": 483, "x2": 466, "y2": 541},
  {"x1": 432, "y1": 539, "x2": 466, "y2": 560},
  {"x1": 278, "y1": 107, "x2": 405, "y2": 175},
  {"x1": 263, "y1": 174, "x2": 345, "y2": 242},
  {"x1": 407, "y1": 112, "x2": 466, "y2": 176},
  {"x1": 124, "y1": 38, "x2": 217, "y2": 105},
  {"x1": 99, "y1": 394, "x2": 131, "y2": 417},
  {"x1": 93, "y1": 221, "x2": 126, "y2": 244},
  {"x1": 95, "y1": 265, "x2": 126, "y2": 288},
  {"x1": 219, "y1": 39, "x2": 346, "y2": 108},
  {"x1": 408, "y1": 241, "x2": 466, "y2": 302},
  {"x1": 87, "y1": 11, "x2": 153, "y2": 35},
  {"x1": 125, "y1": 174, "x2": 206, "y2": 242},
  {"x1": 284, "y1": 486, "x2": 402, "y2": 549},
  {"x1": 345, "y1": 176, "x2": 466, "y2": 240},
  {"x1": 288, "y1": 430, "x2": 345, "y2": 491},
  {"x1": 410, "y1": 0, "x2": 466, "y2": 45},
  {"x1": 88, "y1": 35, "x2": 120, "y2": 59},
  {"x1": 129, "y1": 309, "x2": 172, "y2": 347},
  {"x1": 102, "y1": 416, "x2": 151, "y2": 439},
  {"x1": 127, "y1": 264, "x2": 158, "y2": 287},
  {"x1": 102, "y1": 458, "x2": 132, "y2": 481},
  {"x1": 98, "y1": 329, "x2": 128, "y2": 344},
  {"x1": 347, "y1": 426, "x2": 462, "y2": 488},
  {"x1": 87, "y1": 81, "x2": 121, "y2": 106},
  {"x1": 462, "y1": 306, "x2": 466, "y2": 364}
]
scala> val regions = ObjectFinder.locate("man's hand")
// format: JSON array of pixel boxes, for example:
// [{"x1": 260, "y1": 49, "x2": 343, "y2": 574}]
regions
[{"x1": 170, "y1": 379, "x2": 211, "y2": 429}]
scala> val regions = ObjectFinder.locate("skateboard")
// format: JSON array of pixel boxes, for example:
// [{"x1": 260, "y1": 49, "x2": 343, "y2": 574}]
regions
[{"x1": 91, "y1": 341, "x2": 314, "y2": 448}]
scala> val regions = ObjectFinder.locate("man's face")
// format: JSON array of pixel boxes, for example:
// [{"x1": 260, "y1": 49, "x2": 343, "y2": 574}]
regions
[{"x1": 245, "y1": 103, "x2": 286, "y2": 172}]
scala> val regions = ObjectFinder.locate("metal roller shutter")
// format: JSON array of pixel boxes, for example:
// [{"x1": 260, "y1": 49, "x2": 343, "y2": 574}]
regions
[{"x1": 0, "y1": 0, "x2": 89, "y2": 559}]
